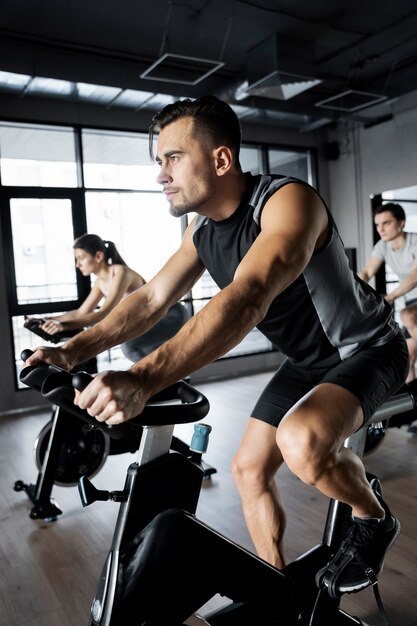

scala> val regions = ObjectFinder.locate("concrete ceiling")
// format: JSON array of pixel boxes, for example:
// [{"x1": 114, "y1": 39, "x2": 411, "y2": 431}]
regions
[{"x1": 1, "y1": 0, "x2": 417, "y2": 131}]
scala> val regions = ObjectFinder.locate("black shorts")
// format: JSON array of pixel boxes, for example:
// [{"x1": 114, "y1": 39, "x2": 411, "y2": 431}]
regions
[{"x1": 252, "y1": 332, "x2": 409, "y2": 428}]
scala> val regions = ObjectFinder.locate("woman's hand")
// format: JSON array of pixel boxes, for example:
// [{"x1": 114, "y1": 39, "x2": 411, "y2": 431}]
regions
[{"x1": 41, "y1": 319, "x2": 64, "y2": 335}]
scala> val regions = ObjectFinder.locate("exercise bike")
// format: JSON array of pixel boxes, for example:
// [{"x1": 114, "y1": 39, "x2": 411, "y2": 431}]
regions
[
  {"x1": 20, "y1": 352, "x2": 416, "y2": 625},
  {"x1": 363, "y1": 378, "x2": 417, "y2": 454},
  {"x1": 15, "y1": 327, "x2": 216, "y2": 520}
]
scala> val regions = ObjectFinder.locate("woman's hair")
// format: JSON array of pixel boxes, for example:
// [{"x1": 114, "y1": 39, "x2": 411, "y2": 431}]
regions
[
  {"x1": 149, "y1": 94, "x2": 242, "y2": 169},
  {"x1": 73, "y1": 234, "x2": 126, "y2": 265}
]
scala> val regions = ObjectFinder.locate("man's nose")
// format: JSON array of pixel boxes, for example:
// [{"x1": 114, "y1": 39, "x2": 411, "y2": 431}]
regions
[{"x1": 156, "y1": 165, "x2": 171, "y2": 185}]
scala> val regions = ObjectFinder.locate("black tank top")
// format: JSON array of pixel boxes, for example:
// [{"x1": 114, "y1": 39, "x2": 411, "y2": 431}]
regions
[{"x1": 193, "y1": 173, "x2": 398, "y2": 368}]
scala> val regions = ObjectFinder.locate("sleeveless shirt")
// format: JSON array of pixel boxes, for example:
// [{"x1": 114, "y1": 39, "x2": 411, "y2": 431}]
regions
[{"x1": 193, "y1": 174, "x2": 399, "y2": 368}]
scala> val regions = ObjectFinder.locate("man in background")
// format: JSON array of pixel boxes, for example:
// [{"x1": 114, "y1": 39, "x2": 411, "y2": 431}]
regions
[{"x1": 359, "y1": 202, "x2": 417, "y2": 383}]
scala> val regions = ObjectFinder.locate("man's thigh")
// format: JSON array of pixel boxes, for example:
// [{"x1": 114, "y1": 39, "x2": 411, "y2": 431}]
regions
[
  {"x1": 321, "y1": 333, "x2": 408, "y2": 426},
  {"x1": 252, "y1": 333, "x2": 408, "y2": 429}
]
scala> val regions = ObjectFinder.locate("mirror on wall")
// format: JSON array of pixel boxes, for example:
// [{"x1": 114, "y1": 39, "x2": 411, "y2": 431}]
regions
[{"x1": 372, "y1": 184, "x2": 417, "y2": 322}]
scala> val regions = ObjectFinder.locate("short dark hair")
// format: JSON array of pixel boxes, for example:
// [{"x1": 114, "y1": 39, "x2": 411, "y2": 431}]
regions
[
  {"x1": 149, "y1": 95, "x2": 242, "y2": 168},
  {"x1": 73, "y1": 234, "x2": 126, "y2": 265},
  {"x1": 373, "y1": 202, "x2": 406, "y2": 222}
]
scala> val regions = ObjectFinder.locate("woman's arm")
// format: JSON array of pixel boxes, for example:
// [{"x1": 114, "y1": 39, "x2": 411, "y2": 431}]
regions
[
  {"x1": 26, "y1": 223, "x2": 205, "y2": 369},
  {"x1": 41, "y1": 265, "x2": 142, "y2": 334}
]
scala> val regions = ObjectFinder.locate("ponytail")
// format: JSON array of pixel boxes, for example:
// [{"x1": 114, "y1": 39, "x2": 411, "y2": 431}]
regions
[
  {"x1": 103, "y1": 240, "x2": 126, "y2": 265},
  {"x1": 73, "y1": 234, "x2": 127, "y2": 266}
]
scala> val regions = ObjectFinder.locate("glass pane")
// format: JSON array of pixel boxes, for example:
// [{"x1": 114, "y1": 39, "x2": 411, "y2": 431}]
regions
[
  {"x1": 240, "y1": 144, "x2": 263, "y2": 175},
  {"x1": 0, "y1": 122, "x2": 77, "y2": 187},
  {"x1": 10, "y1": 198, "x2": 78, "y2": 304},
  {"x1": 85, "y1": 191, "x2": 183, "y2": 280},
  {"x1": 268, "y1": 148, "x2": 312, "y2": 183},
  {"x1": 14, "y1": 313, "x2": 83, "y2": 388},
  {"x1": 82, "y1": 129, "x2": 159, "y2": 190}
]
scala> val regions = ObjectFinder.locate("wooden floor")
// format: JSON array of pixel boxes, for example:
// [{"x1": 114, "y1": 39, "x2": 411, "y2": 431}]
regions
[{"x1": 1, "y1": 371, "x2": 417, "y2": 626}]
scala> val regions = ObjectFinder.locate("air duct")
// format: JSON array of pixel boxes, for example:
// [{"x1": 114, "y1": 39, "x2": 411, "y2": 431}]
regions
[{"x1": 240, "y1": 33, "x2": 321, "y2": 101}]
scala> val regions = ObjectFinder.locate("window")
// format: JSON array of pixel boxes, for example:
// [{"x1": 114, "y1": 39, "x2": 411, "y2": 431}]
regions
[
  {"x1": 10, "y1": 197, "x2": 77, "y2": 304},
  {"x1": 82, "y1": 129, "x2": 159, "y2": 191},
  {"x1": 0, "y1": 122, "x2": 78, "y2": 187},
  {"x1": 268, "y1": 147, "x2": 313, "y2": 183},
  {"x1": 85, "y1": 191, "x2": 182, "y2": 281}
]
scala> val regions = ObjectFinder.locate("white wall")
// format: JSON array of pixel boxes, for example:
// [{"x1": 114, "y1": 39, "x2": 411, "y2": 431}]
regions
[{"x1": 325, "y1": 97, "x2": 417, "y2": 269}]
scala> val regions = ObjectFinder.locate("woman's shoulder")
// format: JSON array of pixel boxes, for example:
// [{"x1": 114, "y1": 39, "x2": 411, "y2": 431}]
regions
[{"x1": 113, "y1": 263, "x2": 146, "y2": 288}]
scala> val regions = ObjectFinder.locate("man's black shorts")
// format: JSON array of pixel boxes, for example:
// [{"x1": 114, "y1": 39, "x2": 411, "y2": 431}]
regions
[{"x1": 252, "y1": 332, "x2": 409, "y2": 428}]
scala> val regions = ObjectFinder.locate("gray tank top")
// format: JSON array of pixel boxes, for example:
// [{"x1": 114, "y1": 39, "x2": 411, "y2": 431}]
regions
[{"x1": 193, "y1": 174, "x2": 399, "y2": 368}]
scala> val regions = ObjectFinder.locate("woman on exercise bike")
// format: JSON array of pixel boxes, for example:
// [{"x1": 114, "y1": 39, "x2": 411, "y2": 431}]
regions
[{"x1": 32, "y1": 233, "x2": 190, "y2": 360}]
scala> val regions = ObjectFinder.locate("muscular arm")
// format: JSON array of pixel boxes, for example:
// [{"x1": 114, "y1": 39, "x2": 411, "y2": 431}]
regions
[
  {"x1": 79, "y1": 183, "x2": 329, "y2": 424},
  {"x1": 40, "y1": 282, "x2": 104, "y2": 334},
  {"x1": 358, "y1": 256, "x2": 383, "y2": 282},
  {"x1": 385, "y1": 260, "x2": 417, "y2": 303}
]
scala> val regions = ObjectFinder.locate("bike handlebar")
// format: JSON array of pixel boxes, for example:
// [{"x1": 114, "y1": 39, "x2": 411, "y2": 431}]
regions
[
  {"x1": 23, "y1": 319, "x2": 80, "y2": 344},
  {"x1": 19, "y1": 350, "x2": 210, "y2": 439}
]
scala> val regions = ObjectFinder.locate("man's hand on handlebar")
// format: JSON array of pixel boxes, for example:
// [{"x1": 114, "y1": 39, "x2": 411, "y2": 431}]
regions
[
  {"x1": 24, "y1": 346, "x2": 74, "y2": 371},
  {"x1": 74, "y1": 370, "x2": 149, "y2": 426}
]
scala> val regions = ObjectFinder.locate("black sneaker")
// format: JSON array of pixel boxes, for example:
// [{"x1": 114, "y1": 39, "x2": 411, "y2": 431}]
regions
[{"x1": 316, "y1": 495, "x2": 400, "y2": 597}]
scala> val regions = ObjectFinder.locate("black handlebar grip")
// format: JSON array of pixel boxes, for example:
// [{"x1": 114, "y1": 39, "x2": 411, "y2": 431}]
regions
[
  {"x1": 71, "y1": 370, "x2": 136, "y2": 439},
  {"x1": 21, "y1": 348, "x2": 34, "y2": 362},
  {"x1": 72, "y1": 371, "x2": 94, "y2": 392}
]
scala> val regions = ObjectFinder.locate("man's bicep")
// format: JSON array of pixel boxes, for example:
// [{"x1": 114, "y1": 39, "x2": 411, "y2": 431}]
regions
[
  {"x1": 232, "y1": 228, "x2": 313, "y2": 314},
  {"x1": 235, "y1": 185, "x2": 327, "y2": 289}
]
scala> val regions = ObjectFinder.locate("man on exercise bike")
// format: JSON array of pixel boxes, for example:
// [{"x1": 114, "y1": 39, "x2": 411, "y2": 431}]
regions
[{"x1": 26, "y1": 95, "x2": 408, "y2": 597}]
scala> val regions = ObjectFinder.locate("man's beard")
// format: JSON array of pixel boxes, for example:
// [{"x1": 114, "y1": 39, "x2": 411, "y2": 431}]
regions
[
  {"x1": 169, "y1": 203, "x2": 191, "y2": 218},
  {"x1": 167, "y1": 179, "x2": 213, "y2": 218},
  {"x1": 168, "y1": 195, "x2": 204, "y2": 218}
]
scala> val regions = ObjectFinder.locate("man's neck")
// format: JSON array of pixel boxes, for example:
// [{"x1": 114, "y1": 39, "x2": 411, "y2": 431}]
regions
[
  {"x1": 390, "y1": 232, "x2": 406, "y2": 252},
  {"x1": 204, "y1": 171, "x2": 249, "y2": 221}
]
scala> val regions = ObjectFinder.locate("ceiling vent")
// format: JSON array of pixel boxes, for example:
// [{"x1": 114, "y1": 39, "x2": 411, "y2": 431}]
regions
[
  {"x1": 242, "y1": 33, "x2": 321, "y2": 101},
  {"x1": 140, "y1": 53, "x2": 224, "y2": 86},
  {"x1": 237, "y1": 72, "x2": 322, "y2": 101},
  {"x1": 315, "y1": 90, "x2": 388, "y2": 112}
]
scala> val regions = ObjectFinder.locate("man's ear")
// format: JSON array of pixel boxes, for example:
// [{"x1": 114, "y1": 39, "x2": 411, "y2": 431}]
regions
[{"x1": 214, "y1": 145, "x2": 233, "y2": 176}]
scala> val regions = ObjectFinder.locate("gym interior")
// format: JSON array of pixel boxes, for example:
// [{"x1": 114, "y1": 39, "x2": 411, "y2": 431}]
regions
[{"x1": 1, "y1": 2, "x2": 417, "y2": 625}]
